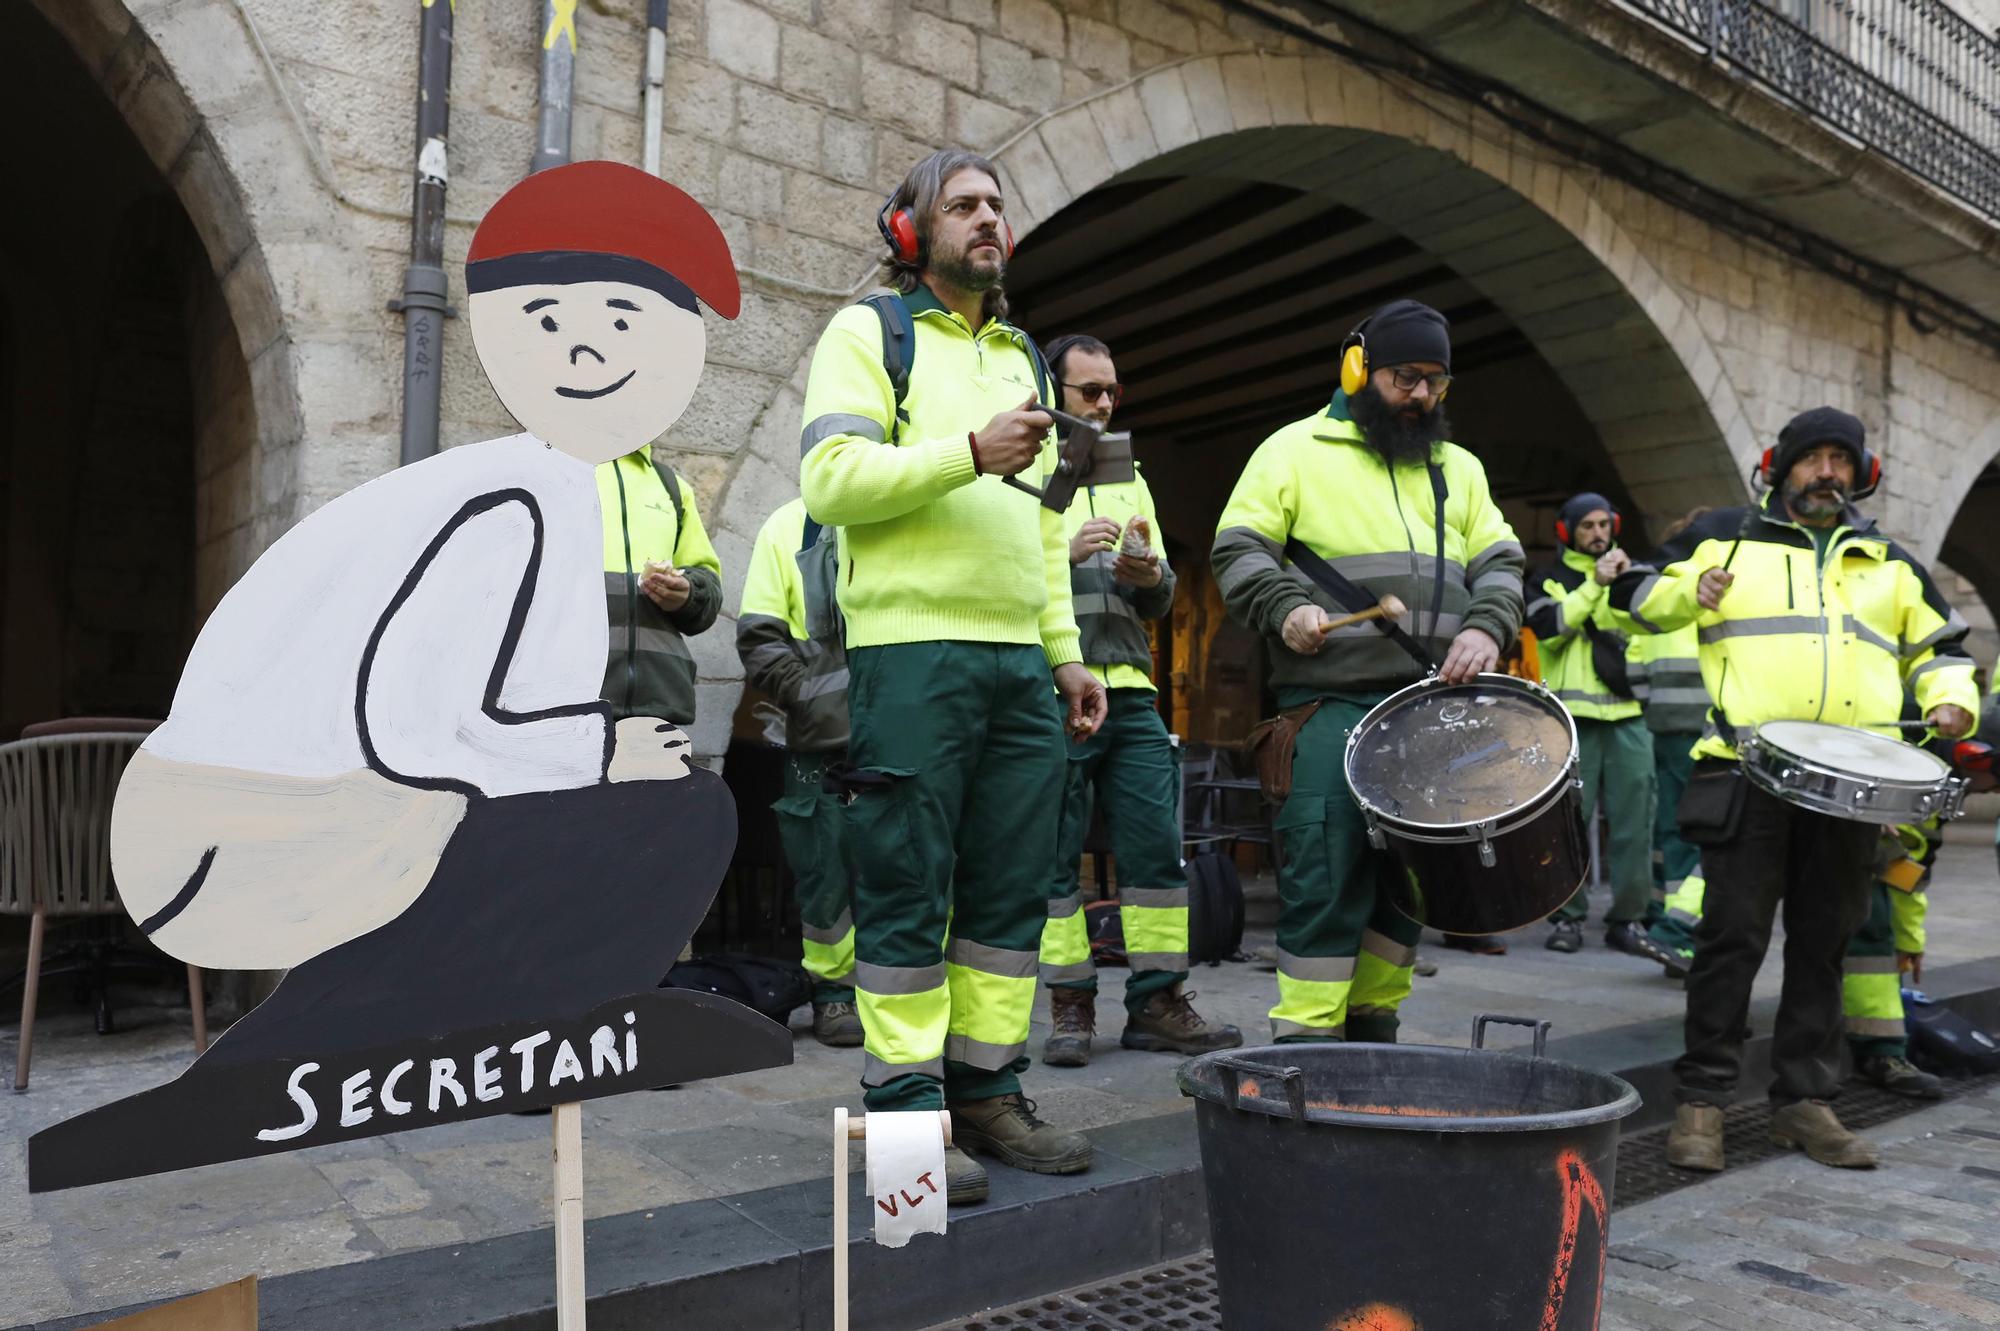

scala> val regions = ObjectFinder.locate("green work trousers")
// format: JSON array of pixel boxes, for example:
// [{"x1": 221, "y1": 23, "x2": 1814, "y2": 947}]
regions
[
  {"x1": 1268, "y1": 694, "x2": 1423, "y2": 1044},
  {"x1": 844, "y1": 642, "x2": 1065, "y2": 1112},
  {"x1": 1645, "y1": 733, "x2": 1702, "y2": 954},
  {"x1": 773, "y1": 749, "x2": 855, "y2": 1005},
  {"x1": 1843, "y1": 882, "x2": 1907, "y2": 1061},
  {"x1": 1553, "y1": 717, "x2": 1656, "y2": 926},
  {"x1": 1040, "y1": 688, "x2": 1187, "y2": 1017}
]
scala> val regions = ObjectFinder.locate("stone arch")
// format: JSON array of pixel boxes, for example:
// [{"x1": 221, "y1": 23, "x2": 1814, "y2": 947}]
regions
[
  {"x1": 28, "y1": 0, "x2": 380, "y2": 598},
  {"x1": 1939, "y1": 420, "x2": 2000, "y2": 640}
]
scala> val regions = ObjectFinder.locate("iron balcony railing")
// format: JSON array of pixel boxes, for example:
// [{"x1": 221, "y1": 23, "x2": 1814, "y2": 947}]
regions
[{"x1": 1625, "y1": 0, "x2": 2000, "y2": 219}]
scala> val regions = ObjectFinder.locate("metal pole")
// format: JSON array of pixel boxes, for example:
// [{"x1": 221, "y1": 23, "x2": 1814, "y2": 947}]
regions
[
  {"x1": 533, "y1": 0, "x2": 578, "y2": 174},
  {"x1": 642, "y1": 0, "x2": 669, "y2": 175},
  {"x1": 395, "y1": 0, "x2": 456, "y2": 466}
]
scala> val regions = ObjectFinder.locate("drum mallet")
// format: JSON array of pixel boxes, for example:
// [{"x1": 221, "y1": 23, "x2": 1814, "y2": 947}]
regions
[{"x1": 1321, "y1": 594, "x2": 1407, "y2": 636}]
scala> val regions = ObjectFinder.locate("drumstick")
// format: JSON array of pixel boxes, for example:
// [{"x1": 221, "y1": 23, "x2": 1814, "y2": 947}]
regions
[{"x1": 1321, "y1": 595, "x2": 1407, "y2": 636}]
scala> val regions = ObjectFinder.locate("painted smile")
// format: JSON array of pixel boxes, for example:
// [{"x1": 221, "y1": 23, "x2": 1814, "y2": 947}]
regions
[{"x1": 556, "y1": 369, "x2": 636, "y2": 400}]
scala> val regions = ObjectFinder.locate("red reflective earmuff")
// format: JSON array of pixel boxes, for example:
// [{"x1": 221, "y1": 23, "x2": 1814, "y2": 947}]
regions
[
  {"x1": 1758, "y1": 445, "x2": 1881, "y2": 499},
  {"x1": 1554, "y1": 509, "x2": 1621, "y2": 549},
  {"x1": 876, "y1": 198, "x2": 1016, "y2": 267}
]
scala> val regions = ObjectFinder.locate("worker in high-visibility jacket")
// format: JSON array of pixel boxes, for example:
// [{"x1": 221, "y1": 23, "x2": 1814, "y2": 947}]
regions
[
  {"x1": 736, "y1": 498, "x2": 859, "y2": 1049},
  {"x1": 1625, "y1": 506, "x2": 1718, "y2": 978},
  {"x1": 597, "y1": 449, "x2": 722, "y2": 723},
  {"x1": 1214, "y1": 299, "x2": 1525, "y2": 1044},
  {"x1": 1526, "y1": 494, "x2": 1659, "y2": 962},
  {"x1": 1612, "y1": 406, "x2": 1977, "y2": 1173},
  {"x1": 1034, "y1": 334, "x2": 1241, "y2": 1067},
  {"x1": 799, "y1": 149, "x2": 1108, "y2": 1206},
  {"x1": 1844, "y1": 820, "x2": 1943, "y2": 1099}
]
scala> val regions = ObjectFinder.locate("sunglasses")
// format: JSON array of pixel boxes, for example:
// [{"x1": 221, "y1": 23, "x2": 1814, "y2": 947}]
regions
[
  {"x1": 1387, "y1": 367, "x2": 1453, "y2": 396},
  {"x1": 1062, "y1": 381, "x2": 1124, "y2": 405}
]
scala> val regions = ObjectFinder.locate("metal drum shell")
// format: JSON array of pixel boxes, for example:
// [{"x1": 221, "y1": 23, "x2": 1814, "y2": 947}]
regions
[
  {"x1": 1345, "y1": 674, "x2": 1589, "y2": 936},
  {"x1": 1742, "y1": 728, "x2": 1967, "y2": 826}
]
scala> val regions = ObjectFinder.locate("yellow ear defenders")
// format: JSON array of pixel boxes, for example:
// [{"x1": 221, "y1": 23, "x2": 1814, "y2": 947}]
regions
[{"x1": 1339, "y1": 330, "x2": 1369, "y2": 398}]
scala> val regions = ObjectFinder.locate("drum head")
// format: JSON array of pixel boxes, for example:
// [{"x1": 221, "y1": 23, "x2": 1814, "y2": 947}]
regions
[
  {"x1": 1348, "y1": 678, "x2": 1573, "y2": 827},
  {"x1": 1756, "y1": 721, "x2": 1948, "y2": 783}
]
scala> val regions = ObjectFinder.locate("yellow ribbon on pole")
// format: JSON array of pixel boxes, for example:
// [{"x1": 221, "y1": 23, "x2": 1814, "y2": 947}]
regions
[{"x1": 543, "y1": 0, "x2": 579, "y2": 51}]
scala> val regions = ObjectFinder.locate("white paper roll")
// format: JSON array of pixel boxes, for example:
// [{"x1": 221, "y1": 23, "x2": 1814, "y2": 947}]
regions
[{"x1": 865, "y1": 1111, "x2": 948, "y2": 1248}]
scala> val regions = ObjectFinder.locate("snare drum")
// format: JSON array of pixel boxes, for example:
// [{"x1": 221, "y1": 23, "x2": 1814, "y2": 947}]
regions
[
  {"x1": 1344, "y1": 673, "x2": 1587, "y2": 936},
  {"x1": 1741, "y1": 720, "x2": 1967, "y2": 825}
]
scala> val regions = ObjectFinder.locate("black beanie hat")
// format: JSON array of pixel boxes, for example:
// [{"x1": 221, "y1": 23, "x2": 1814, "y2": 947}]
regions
[
  {"x1": 1559, "y1": 492, "x2": 1617, "y2": 549},
  {"x1": 1353, "y1": 299, "x2": 1451, "y2": 373},
  {"x1": 1773, "y1": 406, "x2": 1866, "y2": 479}
]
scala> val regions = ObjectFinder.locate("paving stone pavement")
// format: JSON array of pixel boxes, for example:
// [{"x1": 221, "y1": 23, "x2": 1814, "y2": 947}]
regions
[
  {"x1": 0, "y1": 828, "x2": 1994, "y2": 1325},
  {"x1": 1603, "y1": 1085, "x2": 2000, "y2": 1330}
]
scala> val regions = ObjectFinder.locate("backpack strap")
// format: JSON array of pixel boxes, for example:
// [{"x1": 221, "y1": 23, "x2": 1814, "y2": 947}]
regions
[
  {"x1": 860, "y1": 292, "x2": 914, "y2": 442},
  {"x1": 649, "y1": 457, "x2": 686, "y2": 542},
  {"x1": 1020, "y1": 330, "x2": 1052, "y2": 408}
]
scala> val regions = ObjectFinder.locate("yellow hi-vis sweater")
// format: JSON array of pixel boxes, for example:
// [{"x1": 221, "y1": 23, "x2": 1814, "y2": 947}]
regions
[{"x1": 797, "y1": 288, "x2": 1080, "y2": 667}]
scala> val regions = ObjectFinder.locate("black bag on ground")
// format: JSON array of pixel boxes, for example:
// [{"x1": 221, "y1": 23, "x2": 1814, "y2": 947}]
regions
[
  {"x1": 1086, "y1": 898, "x2": 1127, "y2": 967},
  {"x1": 1677, "y1": 760, "x2": 1747, "y2": 846},
  {"x1": 1903, "y1": 990, "x2": 2000, "y2": 1075},
  {"x1": 1187, "y1": 849, "x2": 1245, "y2": 965},
  {"x1": 665, "y1": 953, "x2": 812, "y2": 1022}
]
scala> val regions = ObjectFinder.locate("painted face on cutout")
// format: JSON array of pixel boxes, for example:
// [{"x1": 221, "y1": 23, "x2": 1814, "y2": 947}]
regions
[{"x1": 470, "y1": 278, "x2": 706, "y2": 465}]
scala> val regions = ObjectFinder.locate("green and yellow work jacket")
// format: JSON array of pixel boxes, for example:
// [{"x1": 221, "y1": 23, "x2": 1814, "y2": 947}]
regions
[
  {"x1": 1212, "y1": 393, "x2": 1524, "y2": 698},
  {"x1": 797, "y1": 288, "x2": 1080, "y2": 668},
  {"x1": 1526, "y1": 546, "x2": 1641, "y2": 723},
  {"x1": 1626, "y1": 621, "x2": 1707, "y2": 737},
  {"x1": 736, "y1": 498, "x2": 849, "y2": 754},
  {"x1": 1068, "y1": 466, "x2": 1174, "y2": 693},
  {"x1": 597, "y1": 451, "x2": 721, "y2": 724},
  {"x1": 1610, "y1": 495, "x2": 1978, "y2": 762}
]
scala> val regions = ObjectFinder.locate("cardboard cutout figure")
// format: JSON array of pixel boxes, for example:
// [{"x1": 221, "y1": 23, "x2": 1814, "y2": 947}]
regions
[{"x1": 30, "y1": 162, "x2": 790, "y2": 1192}]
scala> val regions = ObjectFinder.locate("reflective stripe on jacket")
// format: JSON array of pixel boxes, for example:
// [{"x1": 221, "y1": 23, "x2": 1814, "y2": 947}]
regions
[
  {"x1": 597, "y1": 451, "x2": 722, "y2": 724},
  {"x1": 1609, "y1": 496, "x2": 1977, "y2": 761},
  {"x1": 1526, "y1": 545, "x2": 1640, "y2": 722},
  {"x1": 1068, "y1": 467, "x2": 1173, "y2": 691},
  {"x1": 797, "y1": 287, "x2": 1080, "y2": 667},
  {"x1": 1626, "y1": 621, "x2": 1706, "y2": 736},
  {"x1": 736, "y1": 498, "x2": 850, "y2": 753},
  {"x1": 1211, "y1": 393, "x2": 1524, "y2": 696}
]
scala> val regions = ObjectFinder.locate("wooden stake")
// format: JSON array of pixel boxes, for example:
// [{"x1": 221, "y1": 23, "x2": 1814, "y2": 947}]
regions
[
  {"x1": 832, "y1": 1110, "x2": 953, "y2": 1331},
  {"x1": 553, "y1": 1101, "x2": 586, "y2": 1330}
]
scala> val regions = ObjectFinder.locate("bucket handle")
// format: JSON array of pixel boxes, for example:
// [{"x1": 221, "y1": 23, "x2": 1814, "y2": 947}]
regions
[
  {"x1": 1472, "y1": 1013, "x2": 1550, "y2": 1058},
  {"x1": 1209, "y1": 1055, "x2": 1307, "y2": 1122}
]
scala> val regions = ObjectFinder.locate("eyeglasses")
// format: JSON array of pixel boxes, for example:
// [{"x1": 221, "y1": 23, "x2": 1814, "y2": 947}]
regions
[
  {"x1": 1062, "y1": 381, "x2": 1124, "y2": 405},
  {"x1": 1387, "y1": 367, "x2": 1453, "y2": 396}
]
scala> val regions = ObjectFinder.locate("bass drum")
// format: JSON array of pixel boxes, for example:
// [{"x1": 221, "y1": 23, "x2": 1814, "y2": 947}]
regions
[{"x1": 1345, "y1": 674, "x2": 1587, "y2": 936}]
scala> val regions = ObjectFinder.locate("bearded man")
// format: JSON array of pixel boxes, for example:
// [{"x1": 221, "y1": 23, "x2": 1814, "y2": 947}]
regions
[{"x1": 1212, "y1": 299, "x2": 1526, "y2": 1043}]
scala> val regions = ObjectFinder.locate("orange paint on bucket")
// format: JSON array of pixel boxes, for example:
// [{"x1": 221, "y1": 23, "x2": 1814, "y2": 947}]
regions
[{"x1": 1328, "y1": 1304, "x2": 1420, "y2": 1331}]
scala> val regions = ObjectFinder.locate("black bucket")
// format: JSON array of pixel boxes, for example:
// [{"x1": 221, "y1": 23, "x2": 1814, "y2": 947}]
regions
[{"x1": 1178, "y1": 1016, "x2": 1640, "y2": 1331}]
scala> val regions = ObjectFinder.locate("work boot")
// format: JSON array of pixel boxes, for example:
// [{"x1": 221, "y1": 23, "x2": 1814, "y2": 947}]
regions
[
  {"x1": 1545, "y1": 920, "x2": 1582, "y2": 953},
  {"x1": 1665, "y1": 1102, "x2": 1724, "y2": 1173},
  {"x1": 1121, "y1": 984, "x2": 1243, "y2": 1055},
  {"x1": 1607, "y1": 922, "x2": 1686, "y2": 978},
  {"x1": 942, "y1": 1144, "x2": 988, "y2": 1206},
  {"x1": 1412, "y1": 953, "x2": 1440, "y2": 977},
  {"x1": 1857, "y1": 1054, "x2": 1944, "y2": 1101},
  {"x1": 811, "y1": 1000, "x2": 864, "y2": 1048},
  {"x1": 1042, "y1": 987, "x2": 1095, "y2": 1067},
  {"x1": 1771, "y1": 1100, "x2": 1879, "y2": 1168},
  {"x1": 1441, "y1": 933, "x2": 1507, "y2": 955},
  {"x1": 949, "y1": 1094, "x2": 1092, "y2": 1175}
]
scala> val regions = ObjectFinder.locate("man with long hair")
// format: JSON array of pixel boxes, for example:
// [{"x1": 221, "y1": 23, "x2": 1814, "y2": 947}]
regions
[{"x1": 798, "y1": 149, "x2": 1107, "y2": 1205}]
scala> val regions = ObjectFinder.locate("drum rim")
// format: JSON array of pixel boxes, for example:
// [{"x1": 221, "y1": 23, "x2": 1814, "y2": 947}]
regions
[
  {"x1": 1746, "y1": 721, "x2": 1951, "y2": 787},
  {"x1": 1344, "y1": 672, "x2": 1580, "y2": 838}
]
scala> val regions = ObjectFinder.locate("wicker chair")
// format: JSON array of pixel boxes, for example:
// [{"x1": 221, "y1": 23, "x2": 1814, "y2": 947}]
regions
[{"x1": 1, "y1": 729, "x2": 206, "y2": 1090}]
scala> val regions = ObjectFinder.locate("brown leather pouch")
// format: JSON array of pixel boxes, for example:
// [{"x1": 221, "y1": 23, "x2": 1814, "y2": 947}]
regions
[{"x1": 1247, "y1": 698, "x2": 1326, "y2": 805}]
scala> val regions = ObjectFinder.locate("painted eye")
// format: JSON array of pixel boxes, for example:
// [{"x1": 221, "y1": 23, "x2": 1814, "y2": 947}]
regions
[
  {"x1": 613, "y1": 319, "x2": 629, "y2": 331},
  {"x1": 540, "y1": 314, "x2": 558, "y2": 333}
]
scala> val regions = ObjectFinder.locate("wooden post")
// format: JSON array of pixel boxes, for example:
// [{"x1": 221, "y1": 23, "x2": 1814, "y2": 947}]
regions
[
  {"x1": 553, "y1": 1101, "x2": 586, "y2": 1329},
  {"x1": 832, "y1": 1109, "x2": 953, "y2": 1331}
]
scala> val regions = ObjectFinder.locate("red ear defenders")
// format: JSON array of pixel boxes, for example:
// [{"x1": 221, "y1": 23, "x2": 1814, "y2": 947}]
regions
[
  {"x1": 877, "y1": 196, "x2": 1015, "y2": 267},
  {"x1": 1554, "y1": 509, "x2": 1621, "y2": 549},
  {"x1": 1757, "y1": 443, "x2": 1881, "y2": 499}
]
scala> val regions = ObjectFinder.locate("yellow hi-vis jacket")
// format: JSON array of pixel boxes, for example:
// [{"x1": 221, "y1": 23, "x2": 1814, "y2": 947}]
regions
[
  {"x1": 735, "y1": 498, "x2": 849, "y2": 754},
  {"x1": 1067, "y1": 466, "x2": 1174, "y2": 693},
  {"x1": 596, "y1": 451, "x2": 722, "y2": 724},
  {"x1": 1212, "y1": 393, "x2": 1524, "y2": 697},
  {"x1": 797, "y1": 287, "x2": 1080, "y2": 667},
  {"x1": 1526, "y1": 545, "x2": 1642, "y2": 722},
  {"x1": 1610, "y1": 495, "x2": 1978, "y2": 762},
  {"x1": 1627, "y1": 621, "x2": 1706, "y2": 737}
]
